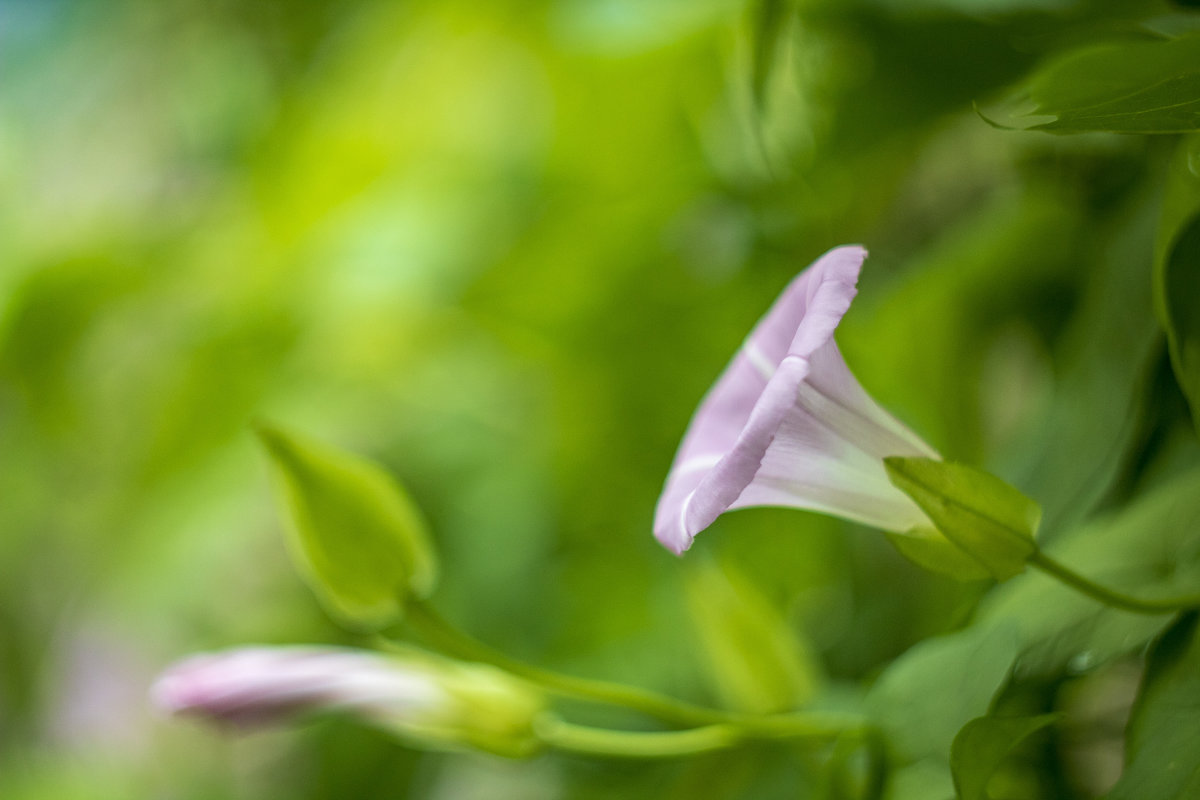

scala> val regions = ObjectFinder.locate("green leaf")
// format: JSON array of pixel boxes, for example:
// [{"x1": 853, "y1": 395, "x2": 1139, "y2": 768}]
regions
[
  {"x1": 871, "y1": 468, "x2": 1200, "y2": 767},
  {"x1": 950, "y1": 714, "x2": 1058, "y2": 800},
  {"x1": 825, "y1": 728, "x2": 887, "y2": 800},
  {"x1": 979, "y1": 468, "x2": 1200, "y2": 679},
  {"x1": 1025, "y1": 34, "x2": 1200, "y2": 134},
  {"x1": 884, "y1": 458, "x2": 1041, "y2": 581},
  {"x1": 256, "y1": 423, "x2": 438, "y2": 630},
  {"x1": 749, "y1": 0, "x2": 789, "y2": 113},
  {"x1": 1156, "y1": 135, "x2": 1200, "y2": 434},
  {"x1": 684, "y1": 560, "x2": 821, "y2": 714},
  {"x1": 1107, "y1": 612, "x2": 1200, "y2": 800},
  {"x1": 867, "y1": 622, "x2": 1022, "y2": 763},
  {"x1": 1012, "y1": 191, "x2": 1161, "y2": 538},
  {"x1": 884, "y1": 527, "x2": 991, "y2": 582},
  {"x1": 887, "y1": 760, "x2": 955, "y2": 800}
]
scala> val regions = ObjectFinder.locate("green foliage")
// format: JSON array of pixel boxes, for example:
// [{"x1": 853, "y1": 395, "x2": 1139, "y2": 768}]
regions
[
  {"x1": 748, "y1": 0, "x2": 790, "y2": 113},
  {"x1": 978, "y1": 467, "x2": 1200, "y2": 677},
  {"x1": 866, "y1": 467, "x2": 1200, "y2": 788},
  {"x1": 1157, "y1": 135, "x2": 1200, "y2": 434},
  {"x1": 1025, "y1": 33, "x2": 1200, "y2": 134},
  {"x1": 949, "y1": 714, "x2": 1058, "y2": 800},
  {"x1": 868, "y1": 622, "x2": 1022, "y2": 764},
  {"x1": 823, "y1": 728, "x2": 887, "y2": 800},
  {"x1": 1107, "y1": 613, "x2": 1200, "y2": 799},
  {"x1": 684, "y1": 560, "x2": 821, "y2": 714},
  {"x1": 5, "y1": 0, "x2": 1200, "y2": 796},
  {"x1": 1006, "y1": 188, "x2": 1162, "y2": 539},
  {"x1": 884, "y1": 458, "x2": 1040, "y2": 581},
  {"x1": 257, "y1": 424, "x2": 438, "y2": 630}
]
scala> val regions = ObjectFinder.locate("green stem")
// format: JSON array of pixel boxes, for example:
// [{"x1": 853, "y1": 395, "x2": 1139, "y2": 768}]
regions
[
  {"x1": 1029, "y1": 551, "x2": 1200, "y2": 614},
  {"x1": 400, "y1": 599, "x2": 859, "y2": 737},
  {"x1": 403, "y1": 599, "x2": 720, "y2": 726},
  {"x1": 535, "y1": 714, "x2": 741, "y2": 759}
]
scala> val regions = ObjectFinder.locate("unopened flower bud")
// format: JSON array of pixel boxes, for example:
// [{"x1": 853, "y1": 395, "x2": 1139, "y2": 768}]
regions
[{"x1": 152, "y1": 646, "x2": 545, "y2": 757}]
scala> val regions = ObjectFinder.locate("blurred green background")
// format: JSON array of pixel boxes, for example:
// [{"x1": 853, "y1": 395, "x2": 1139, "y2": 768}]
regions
[{"x1": 3, "y1": 0, "x2": 1199, "y2": 797}]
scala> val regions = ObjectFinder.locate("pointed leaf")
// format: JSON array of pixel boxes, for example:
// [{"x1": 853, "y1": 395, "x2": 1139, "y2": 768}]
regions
[
  {"x1": 1156, "y1": 135, "x2": 1200, "y2": 434},
  {"x1": 980, "y1": 468, "x2": 1200, "y2": 679},
  {"x1": 256, "y1": 424, "x2": 438, "y2": 630},
  {"x1": 1026, "y1": 34, "x2": 1200, "y2": 134},
  {"x1": 950, "y1": 714, "x2": 1058, "y2": 800},
  {"x1": 684, "y1": 560, "x2": 821, "y2": 714},
  {"x1": 884, "y1": 458, "x2": 1040, "y2": 581},
  {"x1": 1107, "y1": 612, "x2": 1200, "y2": 800},
  {"x1": 749, "y1": 0, "x2": 789, "y2": 113},
  {"x1": 868, "y1": 621, "x2": 1022, "y2": 763}
]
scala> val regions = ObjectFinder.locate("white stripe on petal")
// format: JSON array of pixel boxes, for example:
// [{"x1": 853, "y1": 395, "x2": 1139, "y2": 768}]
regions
[
  {"x1": 653, "y1": 245, "x2": 939, "y2": 552},
  {"x1": 673, "y1": 455, "x2": 723, "y2": 478},
  {"x1": 742, "y1": 340, "x2": 777, "y2": 381}
]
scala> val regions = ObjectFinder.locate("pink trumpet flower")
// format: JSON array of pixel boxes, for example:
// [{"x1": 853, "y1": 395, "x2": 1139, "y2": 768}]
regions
[{"x1": 654, "y1": 245, "x2": 938, "y2": 554}]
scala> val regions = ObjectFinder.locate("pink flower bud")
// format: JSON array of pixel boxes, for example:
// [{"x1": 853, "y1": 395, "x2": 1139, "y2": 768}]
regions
[{"x1": 151, "y1": 645, "x2": 545, "y2": 757}]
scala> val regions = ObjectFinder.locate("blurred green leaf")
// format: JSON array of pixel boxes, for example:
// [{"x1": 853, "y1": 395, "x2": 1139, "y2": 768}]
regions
[
  {"x1": 950, "y1": 714, "x2": 1057, "y2": 800},
  {"x1": 1156, "y1": 135, "x2": 1200, "y2": 434},
  {"x1": 841, "y1": 191, "x2": 1082, "y2": 464},
  {"x1": 684, "y1": 560, "x2": 821, "y2": 714},
  {"x1": 749, "y1": 0, "x2": 789, "y2": 113},
  {"x1": 886, "y1": 760, "x2": 955, "y2": 800},
  {"x1": 825, "y1": 728, "x2": 887, "y2": 800},
  {"x1": 1011, "y1": 184, "x2": 1161, "y2": 538},
  {"x1": 979, "y1": 467, "x2": 1200, "y2": 678},
  {"x1": 1107, "y1": 612, "x2": 1200, "y2": 800},
  {"x1": 1025, "y1": 34, "x2": 1200, "y2": 134},
  {"x1": 870, "y1": 467, "x2": 1200, "y2": 771},
  {"x1": 884, "y1": 458, "x2": 1040, "y2": 581},
  {"x1": 257, "y1": 423, "x2": 438, "y2": 630},
  {"x1": 868, "y1": 621, "x2": 1022, "y2": 763},
  {"x1": 1159, "y1": 218, "x2": 1200, "y2": 432}
]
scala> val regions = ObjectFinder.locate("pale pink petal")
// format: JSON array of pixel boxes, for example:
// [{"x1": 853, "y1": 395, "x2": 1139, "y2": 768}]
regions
[
  {"x1": 150, "y1": 647, "x2": 444, "y2": 727},
  {"x1": 654, "y1": 245, "x2": 936, "y2": 554}
]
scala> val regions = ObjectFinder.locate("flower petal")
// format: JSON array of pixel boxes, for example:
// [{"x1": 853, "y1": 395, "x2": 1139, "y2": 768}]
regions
[
  {"x1": 151, "y1": 647, "x2": 444, "y2": 726},
  {"x1": 654, "y1": 245, "x2": 936, "y2": 554}
]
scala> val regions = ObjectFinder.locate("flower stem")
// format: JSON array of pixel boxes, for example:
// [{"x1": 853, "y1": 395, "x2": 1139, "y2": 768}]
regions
[
  {"x1": 402, "y1": 599, "x2": 722, "y2": 725},
  {"x1": 1029, "y1": 551, "x2": 1200, "y2": 614},
  {"x1": 399, "y1": 598, "x2": 860, "y2": 737},
  {"x1": 534, "y1": 714, "x2": 741, "y2": 759}
]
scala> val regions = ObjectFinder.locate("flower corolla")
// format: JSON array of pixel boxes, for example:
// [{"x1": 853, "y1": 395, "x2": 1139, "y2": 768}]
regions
[{"x1": 654, "y1": 245, "x2": 938, "y2": 554}]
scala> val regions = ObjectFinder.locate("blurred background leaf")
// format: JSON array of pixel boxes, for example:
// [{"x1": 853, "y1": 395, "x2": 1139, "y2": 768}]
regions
[
  {"x1": 257, "y1": 424, "x2": 438, "y2": 630},
  {"x1": 684, "y1": 558, "x2": 821, "y2": 713},
  {"x1": 3, "y1": 0, "x2": 1200, "y2": 797},
  {"x1": 1025, "y1": 33, "x2": 1200, "y2": 134},
  {"x1": 950, "y1": 713, "x2": 1058, "y2": 800},
  {"x1": 1106, "y1": 612, "x2": 1200, "y2": 800},
  {"x1": 1156, "y1": 134, "x2": 1200, "y2": 433}
]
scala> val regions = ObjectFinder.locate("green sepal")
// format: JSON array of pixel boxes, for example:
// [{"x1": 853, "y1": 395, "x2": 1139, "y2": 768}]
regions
[
  {"x1": 885, "y1": 527, "x2": 991, "y2": 582},
  {"x1": 884, "y1": 458, "x2": 1040, "y2": 581},
  {"x1": 256, "y1": 423, "x2": 438, "y2": 630}
]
